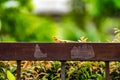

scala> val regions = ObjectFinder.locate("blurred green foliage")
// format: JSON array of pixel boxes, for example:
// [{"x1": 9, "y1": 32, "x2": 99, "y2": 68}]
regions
[
  {"x1": 68, "y1": 0, "x2": 120, "y2": 41},
  {"x1": 0, "y1": 0, "x2": 57, "y2": 42},
  {"x1": 0, "y1": 61, "x2": 120, "y2": 80},
  {"x1": 1, "y1": 0, "x2": 120, "y2": 42},
  {"x1": 0, "y1": 61, "x2": 16, "y2": 80},
  {"x1": 0, "y1": 0, "x2": 120, "y2": 80},
  {"x1": 66, "y1": 61, "x2": 105, "y2": 80}
]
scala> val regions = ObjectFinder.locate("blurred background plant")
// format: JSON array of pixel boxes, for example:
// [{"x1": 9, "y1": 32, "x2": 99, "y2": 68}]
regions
[
  {"x1": 0, "y1": 0, "x2": 120, "y2": 80},
  {"x1": 1, "y1": 0, "x2": 120, "y2": 42}
]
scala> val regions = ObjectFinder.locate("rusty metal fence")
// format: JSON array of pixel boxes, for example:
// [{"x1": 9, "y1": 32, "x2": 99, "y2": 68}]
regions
[{"x1": 0, "y1": 43, "x2": 120, "y2": 80}]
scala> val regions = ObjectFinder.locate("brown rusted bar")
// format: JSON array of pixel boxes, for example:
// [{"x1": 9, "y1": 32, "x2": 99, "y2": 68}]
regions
[
  {"x1": 61, "y1": 61, "x2": 66, "y2": 80},
  {"x1": 0, "y1": 43, "x2": 120, "y2": 61},
  {"x1": 17, "y1": 60, "x2": 21, "y2": 80},
  {"x1": 0, "y1": 43, "x2": 120, "y2": 80},
  {"x1": 105, "y1": 61, "x2": 110, "y2": 80}
]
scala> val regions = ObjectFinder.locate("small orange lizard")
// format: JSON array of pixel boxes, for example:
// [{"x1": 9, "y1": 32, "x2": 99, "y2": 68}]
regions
[
  {"x1": 53, "y1": 36, "x2": 76, "y2": 43},
  {"x1": 53, "y1": 36, "x2": 88, "y2": 43}
]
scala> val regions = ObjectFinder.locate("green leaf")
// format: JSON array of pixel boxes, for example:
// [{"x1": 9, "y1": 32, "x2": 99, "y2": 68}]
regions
[{"x1": 7, "y1": 70, "x2": 16, "y2": 80}]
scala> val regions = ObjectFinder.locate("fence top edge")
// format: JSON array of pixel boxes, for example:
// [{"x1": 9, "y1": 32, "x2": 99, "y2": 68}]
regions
[{"x1": 0, "y1": 42, "x2": 120, "y2": 44}]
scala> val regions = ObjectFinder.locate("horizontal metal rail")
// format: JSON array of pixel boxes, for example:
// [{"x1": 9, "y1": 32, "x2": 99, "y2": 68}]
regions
[{"x1": 0, "y1": 43, "x2": 120, "y2": 80}]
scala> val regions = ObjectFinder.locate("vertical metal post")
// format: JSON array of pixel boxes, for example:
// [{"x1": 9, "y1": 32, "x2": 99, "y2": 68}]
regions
[
  {"x1": 17, "y1": 60, "x2": 21, "y2": 80},
  {"x1": 105, "y1": 61, "x2": 110, "y2": 80},
  {"x1": 61, "y1": 61, "x2": 66, "y2": 80}
]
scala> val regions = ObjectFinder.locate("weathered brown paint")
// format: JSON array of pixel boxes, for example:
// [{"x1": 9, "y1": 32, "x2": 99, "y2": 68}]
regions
[
  {"x1": 0, "y1": 43, "x2": 119, "y2": 80},
  {"x1": 0, "y1": 43, "x2": 120, "y2": 61},
  {"x1": 17, "y1": 60, "x2": 21, "y2": 80},
  {"x1": 105, "y1": 61, "x2": 110, "y2": 80}
]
